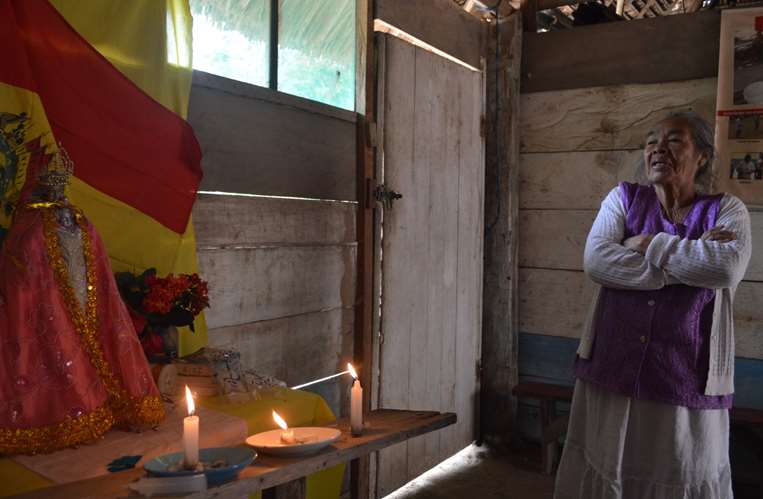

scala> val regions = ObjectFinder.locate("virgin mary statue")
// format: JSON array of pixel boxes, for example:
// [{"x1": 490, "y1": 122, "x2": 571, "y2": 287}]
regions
[{"x1": 0, "y1": 147, "x2": 165, "y2": 455}]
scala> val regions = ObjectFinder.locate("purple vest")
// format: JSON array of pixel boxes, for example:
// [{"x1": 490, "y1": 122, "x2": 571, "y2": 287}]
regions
[{"x1": 576, "y1": 182, "x2": 732, "y2": 410}]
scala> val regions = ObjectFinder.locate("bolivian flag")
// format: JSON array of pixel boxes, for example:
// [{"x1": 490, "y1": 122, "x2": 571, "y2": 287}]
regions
[{"x1": 0, "y1": 0, "x2": 207, "y2": 354}]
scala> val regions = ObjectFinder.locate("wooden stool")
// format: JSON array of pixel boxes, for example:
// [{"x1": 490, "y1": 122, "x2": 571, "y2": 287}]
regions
[{"x1": 512, "y1": 382, "x2": 574, "y2": 474}]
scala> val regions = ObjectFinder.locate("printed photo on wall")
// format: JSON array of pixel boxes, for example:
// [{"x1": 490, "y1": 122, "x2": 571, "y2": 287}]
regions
[
  {"x1": 729, "y1": 152, "x2": 763, "y2": 181},
  {"x1": 733, "y1": 26, "x2": 763, "y2": 105},
  {"x1": 728, "y1": 113, "x2": 763, "y2": 139},
  {"x1": 715, "y1": 8, "x2": 763, "y2": 205}
]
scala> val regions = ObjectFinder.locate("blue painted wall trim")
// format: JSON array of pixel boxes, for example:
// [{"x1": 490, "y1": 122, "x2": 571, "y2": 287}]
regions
[{"x1": 519, "y1": 332, "x2": 763, "y2": 410}]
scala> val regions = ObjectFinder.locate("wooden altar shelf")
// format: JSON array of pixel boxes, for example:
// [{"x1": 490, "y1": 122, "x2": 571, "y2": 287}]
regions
[{"x1": 11, "y1": 409, "x2": 456, "y2": 499}]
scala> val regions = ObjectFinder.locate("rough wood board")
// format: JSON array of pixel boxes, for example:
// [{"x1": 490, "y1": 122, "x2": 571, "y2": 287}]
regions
[
  {"x1": 518, "y1": 268, "x2": 763, "y2": 360},
  {"x1": 481, "y1": 14, "x2": 521, "y2": 444},
  {"x1": 519, "y1": 78, "x2": 717, "y2": 153},
  {"x1": 521, "y1": 10, "x2": 720, "y2": 93},
  {"x1": 207, "y1": 308, "x2": 355, "y2": 415},
  {"x1": 519, "y1": 209, "x2": 763, "y2": 281},
  {"x1": 193, "y1": 194, "x2": 357, "y2": 247},
  {"x1": 375, "y1": 36, "x2": 416, "y2": 498},
  {"x1": 451, "y1": 43, "x2": 485, "y2": 457},
  {"x1": 376, "y1": 35, "x2": 484, "y2": 496},
  {"x1": 519, "y1": 150, "x2": 642, "y2": 210},
  {"x1": 189, "y1": 84, "x2": 356, "y2": 201},
  {"x1": 20, "y1": 411, "x2": 456, "y2": 499},
  {"x1": 375, "y1": 0, "x2": 484, "y2": 69},
  {"x1": 199, "y1": 245, "x2": 356, "y2": 329},
  {"x1": 192, "y1": 70, "x2": 357, "y2": 124}
]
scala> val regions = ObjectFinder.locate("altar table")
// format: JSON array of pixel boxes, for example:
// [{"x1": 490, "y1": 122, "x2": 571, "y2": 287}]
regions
[
  {"x1": 0, "y1": 388, "x2": 343, "y2": 499},
  {"x1": 10, "y1": 409, "x2": 456, "y2": 499}
]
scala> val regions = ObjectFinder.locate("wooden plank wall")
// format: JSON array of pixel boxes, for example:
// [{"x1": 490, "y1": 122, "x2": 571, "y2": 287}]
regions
[
  {"x1": 184, "y1": 70, "x2": 359, "y2": 416},
  {"x1": 192, "y1": 193, "x2": 357, "y2": 414},
  {"x1": 522, "y1": 10, "x2": 720, "y2": 93},
  {"x1": 518, "y1": 74, "x2": 763, "y2": 410},
  {"x1": 189, "y1": 71, "x2": 357, "y2": 202}
]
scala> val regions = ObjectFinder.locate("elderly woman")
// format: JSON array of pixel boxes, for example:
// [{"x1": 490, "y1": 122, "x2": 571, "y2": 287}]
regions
[{"x1": 554, "y1": 112, "x2": 752, "y2": 499}]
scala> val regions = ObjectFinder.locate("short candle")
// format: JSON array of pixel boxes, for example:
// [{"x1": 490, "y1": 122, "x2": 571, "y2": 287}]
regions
[{"x1": 272, "y1": 410, "x2": 296, "y2": 444}]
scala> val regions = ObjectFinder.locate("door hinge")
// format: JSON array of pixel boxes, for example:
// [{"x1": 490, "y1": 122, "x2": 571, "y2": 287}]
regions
[{"x1": 479, "y1": 115, "x2": 486, "y2": 138}]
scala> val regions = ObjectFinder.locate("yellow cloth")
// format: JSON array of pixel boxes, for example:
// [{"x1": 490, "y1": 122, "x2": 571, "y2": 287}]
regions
[
  {"x1": 0, "y1": 389, "x2": 343, "y2": 498},
  {"x1": 49, "y1": 0, "x2": 206, "y2": 355}
]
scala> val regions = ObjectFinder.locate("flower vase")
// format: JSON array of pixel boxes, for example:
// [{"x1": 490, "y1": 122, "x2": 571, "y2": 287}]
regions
[
  {"x1": 157, "y1": 325, "x2": 179, "y2": 359},
  {"x1": 141, "y1": 325, "x2": 179, "y2": 363}
]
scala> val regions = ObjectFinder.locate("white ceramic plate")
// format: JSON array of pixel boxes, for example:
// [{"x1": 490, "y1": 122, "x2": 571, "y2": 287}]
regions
[{"x1": 245, "y1": 427, "x2": 342, "y2": 457}]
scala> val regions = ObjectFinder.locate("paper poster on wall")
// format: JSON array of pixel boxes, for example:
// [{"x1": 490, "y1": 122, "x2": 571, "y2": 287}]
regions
[{"x1": 715, "y1": 8, "x2": 763, "y2": 205}]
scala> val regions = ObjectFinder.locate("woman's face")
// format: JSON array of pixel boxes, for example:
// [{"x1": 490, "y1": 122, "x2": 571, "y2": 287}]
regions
[{"x1": 643, "y1": 118, "x2": 707, "y2": 187}]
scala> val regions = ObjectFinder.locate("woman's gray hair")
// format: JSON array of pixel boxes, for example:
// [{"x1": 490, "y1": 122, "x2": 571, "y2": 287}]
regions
[{"x1": 635, "y1": 110, "x2": 715, "y2": 193}]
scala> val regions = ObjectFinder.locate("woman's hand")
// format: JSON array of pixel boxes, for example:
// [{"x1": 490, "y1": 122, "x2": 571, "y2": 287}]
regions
[
  {"x1": 701, "y1": 225, "x2": 737, "y2": 243},
  {"x1": 623, "y1": 234, "x2": 654, "y2": 254}
]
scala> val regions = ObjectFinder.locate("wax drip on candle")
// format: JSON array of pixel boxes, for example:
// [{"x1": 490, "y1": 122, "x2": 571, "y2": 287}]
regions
[{"x1": 272, "y1": 410, "x2": 296, "y2": 444}]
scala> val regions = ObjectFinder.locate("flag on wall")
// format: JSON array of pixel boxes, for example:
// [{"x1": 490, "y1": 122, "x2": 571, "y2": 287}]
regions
[{"x1": 0, "y1": 0, "x2": 207, "y2": 355}]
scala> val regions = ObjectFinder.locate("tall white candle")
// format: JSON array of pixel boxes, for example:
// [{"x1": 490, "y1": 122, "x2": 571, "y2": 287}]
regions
[
  {"x1": 183, "y1": 386, "x2": 199, "y2": 468},
  {"x1": 348, "y1": 363, "x2": 363, "y2": 436}
]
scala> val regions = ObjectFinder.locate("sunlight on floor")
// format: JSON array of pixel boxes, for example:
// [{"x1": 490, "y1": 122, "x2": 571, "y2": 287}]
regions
[{"x1": 383, "y1": 444, "x2": 555, "y2": 499}]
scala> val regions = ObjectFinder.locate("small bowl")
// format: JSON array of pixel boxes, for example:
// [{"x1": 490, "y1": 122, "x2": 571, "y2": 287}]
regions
[{"x1": 144, "y1": 447, "x2": 257, "y2": 486}]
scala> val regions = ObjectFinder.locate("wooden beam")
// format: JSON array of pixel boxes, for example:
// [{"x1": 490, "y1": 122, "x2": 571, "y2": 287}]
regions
[
  {"x1": 480, "y1": 13, "x2": 522, "y2": 446},
  {"x1": 375, "y1": 0, "x2": 485, "y2": 69},
  {"x1": 353, "y1": 0, "x2": 376, "y2": 497},
  {"x1": 521, "y1": 9, "x2": 721, "y2": 93},
  {"x1": 521, "y1": 0, "x2": 538, "y2": 32}
]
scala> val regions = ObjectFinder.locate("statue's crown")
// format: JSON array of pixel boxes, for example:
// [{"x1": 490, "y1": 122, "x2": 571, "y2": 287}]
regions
[{"x1": 39, "y1": 145, "x2": 74, "y2": 187}]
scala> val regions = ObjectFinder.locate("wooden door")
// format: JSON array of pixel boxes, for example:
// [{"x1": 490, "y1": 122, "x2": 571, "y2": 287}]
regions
[{"x1": 373, "y1": 34, "x2": 484, "y2": 497}]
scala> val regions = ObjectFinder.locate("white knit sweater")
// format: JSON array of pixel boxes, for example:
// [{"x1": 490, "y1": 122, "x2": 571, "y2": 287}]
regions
[{"x1": 577, "y1": 186, "x2": 752, "y2": 396}]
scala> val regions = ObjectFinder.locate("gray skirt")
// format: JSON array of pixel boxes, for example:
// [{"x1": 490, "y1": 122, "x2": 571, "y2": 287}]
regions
[{"x1": 554, "y1": 380, "x2": 732, "y2": 499}]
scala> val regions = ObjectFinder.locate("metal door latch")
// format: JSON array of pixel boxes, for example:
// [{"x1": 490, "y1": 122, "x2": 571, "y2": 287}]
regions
[{"x1": 373, "y1": 184, "x2": 403, "y2": 210}]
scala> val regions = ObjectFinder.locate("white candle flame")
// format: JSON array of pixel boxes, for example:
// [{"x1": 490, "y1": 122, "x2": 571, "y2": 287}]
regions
[
  {"x1": 347, "y1": 363, "x2": 358, "y2": 380},
  {"x1": 272, "y1": 410, "x2": 289, "y2": 430},
  {"x1": 185, "y1": 385, "x2": 195, "y2": 416}
]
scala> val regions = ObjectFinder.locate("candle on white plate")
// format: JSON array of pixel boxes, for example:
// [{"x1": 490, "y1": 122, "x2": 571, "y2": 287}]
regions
[
  {"x1": 348, "y1": 363, "x2": 363, "y2": 436},
  {"x1": 183, "y1": 385, "x2": 199, "y2": 468},
  {"x1": 272, "y1": 410, "x2": 296, "y2": 444}
]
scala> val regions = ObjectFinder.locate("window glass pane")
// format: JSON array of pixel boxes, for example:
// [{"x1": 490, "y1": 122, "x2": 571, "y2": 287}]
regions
[
  {"x1": 278, "y1": 0, "x2": 355, "y2": 111},
  {"x1": 189, "y1": 0, "x2": 270, "y2": 87}
]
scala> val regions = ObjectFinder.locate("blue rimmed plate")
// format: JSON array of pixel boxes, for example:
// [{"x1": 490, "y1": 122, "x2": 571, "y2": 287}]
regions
[{"x1": 144, "y1": 447, "x2": 257, "y2": 486}]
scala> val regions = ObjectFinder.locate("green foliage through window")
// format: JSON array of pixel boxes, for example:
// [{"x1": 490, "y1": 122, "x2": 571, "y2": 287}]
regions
[{"x1": 189, "y1": 0, "x2": 355, "y2": 111}]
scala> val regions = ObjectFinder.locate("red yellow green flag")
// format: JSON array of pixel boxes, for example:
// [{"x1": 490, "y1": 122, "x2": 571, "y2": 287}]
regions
[{"x1": 0, "y1": 0, "x2": 207, "y2": 354}]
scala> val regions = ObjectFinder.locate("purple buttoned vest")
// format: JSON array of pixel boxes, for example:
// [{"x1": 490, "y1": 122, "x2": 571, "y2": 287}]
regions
[{"x1": 576, "y1": 182, "x2": 732, "y2": 409}]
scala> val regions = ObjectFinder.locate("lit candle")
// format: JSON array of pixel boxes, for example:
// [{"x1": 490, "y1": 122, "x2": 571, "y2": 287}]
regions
[
  {"x1": 183, "y1": 385, "x2": 199, "y2": 468},
  {"x1": 348, "y1": 363, "x2": 363, "y2": 436},
  {"x1": 272, "y1": 410, "x2": 296, "y2": 444}
]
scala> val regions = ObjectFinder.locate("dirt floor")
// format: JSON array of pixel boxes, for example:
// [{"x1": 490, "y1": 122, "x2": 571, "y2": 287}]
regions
[{"x1": 384, "y1": 444, "x2": 555, "y2": 499}]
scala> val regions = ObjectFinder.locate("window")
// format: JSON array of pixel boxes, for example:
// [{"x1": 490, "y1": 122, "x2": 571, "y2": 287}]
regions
[{"x1": 189, "y1": 0, "x2": 356, "y2": 111}]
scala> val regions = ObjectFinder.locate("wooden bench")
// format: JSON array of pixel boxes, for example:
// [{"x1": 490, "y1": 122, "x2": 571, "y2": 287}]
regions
[
  {"x1": 512, "y1": 382, "x2": 574, "y2": 474},
  {"x1": 513, "y1": 382, "x2": 763, "y2": 480}
]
